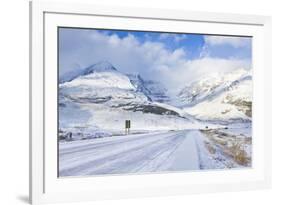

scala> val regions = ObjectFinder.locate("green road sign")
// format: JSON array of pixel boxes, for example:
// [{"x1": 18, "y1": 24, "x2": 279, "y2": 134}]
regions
[{"x1": 125, "y1": 120, "x2": 131, "y2": 128}]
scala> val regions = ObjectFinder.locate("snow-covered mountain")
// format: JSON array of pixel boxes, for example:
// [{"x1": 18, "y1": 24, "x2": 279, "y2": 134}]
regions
[
  {"x1": 180, "y1": 69, "x2": 252, "y2": 122},
  {"x1": 126, "y1": 73, "x2": 152, "y2": 101},
  {"x1": 143, "y1": 80, "x2": 170, "y2": 103},
  {"x1": 59, "y1": 60, "x2": 252, "y2": 139},
  {"x1": 60, "y1": 61, "x2": 169, "y2": 103},
  {"x1": 60, "y1": 61, "x2": 148, "y2": 105},
  {"x1": 126, "y1": 74, "x2": 170, "y2": 103},
  {"x1": 59, "y1": 61, "x2": 198, "y2": 138}
]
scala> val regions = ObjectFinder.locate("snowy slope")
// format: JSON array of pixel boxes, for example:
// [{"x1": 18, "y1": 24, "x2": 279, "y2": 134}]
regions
[
  {"x1": 126, "y1": 73, "x2": 152, "y2": 99},
  {"x1": 143, "y1": 80, "x2": 170, "y2": 103},
  {"x1": 180, "y1": 69, "x2": 252, "y2": 122},
  {"x1": 127, "y1": 73, "x2": 170, "y2": 103},
  {"x1": 178, "y1": 69, "x2": 251, "y2": 106}
]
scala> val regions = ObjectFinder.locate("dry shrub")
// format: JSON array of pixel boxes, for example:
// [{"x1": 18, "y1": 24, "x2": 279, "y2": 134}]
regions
[
  {"x1": 213, "y1": 137, "x2": 227, "y2": 146},
  {"x1": 205, "y1": 142, "x2": 216, "y2": 154},
  {"x1": 229, "y1": 142, "x2": 249, "y2": 165}
]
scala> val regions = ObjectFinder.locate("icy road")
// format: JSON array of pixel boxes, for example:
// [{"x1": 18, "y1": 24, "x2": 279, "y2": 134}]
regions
[{"x1": 59, "y1": 130, "x2": 208, "y2": 177}]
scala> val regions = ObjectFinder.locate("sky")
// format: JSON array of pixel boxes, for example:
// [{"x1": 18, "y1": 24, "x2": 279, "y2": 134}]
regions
[{"x1": 59, "y1": 27, "x2": 252, "y2": 95}]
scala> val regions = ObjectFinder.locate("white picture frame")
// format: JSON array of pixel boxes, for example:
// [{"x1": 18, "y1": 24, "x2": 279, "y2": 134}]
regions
[{"x1": 29, "y1": 1, "x2": 272, "y2": 204}]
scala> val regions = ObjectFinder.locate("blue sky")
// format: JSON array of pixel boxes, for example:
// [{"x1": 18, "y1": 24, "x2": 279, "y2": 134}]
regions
[
  {"x1": 98, "y1": 30, "x2": 205, "y2": 59},
  {"x1": 59, "y1": 28, "x2": 252, "y2": 94},
  {"x1": 97, "y1": 29, "x2": 251, "y2": 60}
]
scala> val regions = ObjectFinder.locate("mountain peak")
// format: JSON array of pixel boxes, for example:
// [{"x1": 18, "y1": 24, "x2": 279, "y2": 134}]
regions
[{"x1": 83, "y1": 61, "x2": 117, "y2": 75}]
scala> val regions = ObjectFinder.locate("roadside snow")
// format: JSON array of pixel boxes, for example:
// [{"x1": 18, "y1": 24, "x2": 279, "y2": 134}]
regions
[
  {"x1": 221, "y1": 127, "x2": 252, "y2": 138},
  {"x1": 59, "y1": 129, "x2": 250, "y2": 177},
  {"x1": 59, "y1": 130, "x2": 203, "y2": 176}
]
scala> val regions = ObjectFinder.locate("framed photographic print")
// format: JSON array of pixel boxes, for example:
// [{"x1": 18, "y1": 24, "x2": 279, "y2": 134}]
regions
[{"x1": 30, "y1": 1, "x2": 271, "y2": 204}]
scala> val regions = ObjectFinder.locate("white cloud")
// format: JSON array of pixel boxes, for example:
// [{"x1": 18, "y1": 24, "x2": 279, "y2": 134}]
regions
[
  {"x1": 59, "y1": 29, "x2": 250, "y2": 95},
  {"x1": 204, "y1": 35, "x2": 251, "y2": 48},
  {"x1": 159, "y1": 33, "x2": 187, "y2": 42}
]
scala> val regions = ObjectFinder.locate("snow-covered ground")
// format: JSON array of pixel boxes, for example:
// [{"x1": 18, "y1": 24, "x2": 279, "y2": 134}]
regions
[
  {"x1": 58, "y1": 61, "x2": 252, "y2": 177},
  {"x1": 59, "y1": 128, "x2": 251, "y2": 177}
]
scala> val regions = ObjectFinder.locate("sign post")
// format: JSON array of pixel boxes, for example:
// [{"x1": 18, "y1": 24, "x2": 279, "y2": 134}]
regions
[{"x1": 125, "y1": 120, "x2": 131, "y2": 135}]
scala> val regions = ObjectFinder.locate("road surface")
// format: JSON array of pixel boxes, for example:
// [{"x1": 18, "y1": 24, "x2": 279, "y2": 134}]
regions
[{"x1": 59, "y1": 130, "x2": 204, "y2": 177}]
